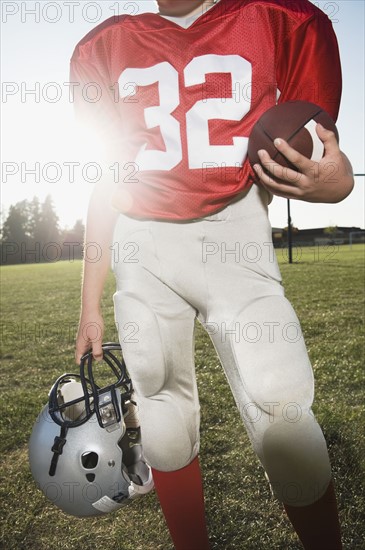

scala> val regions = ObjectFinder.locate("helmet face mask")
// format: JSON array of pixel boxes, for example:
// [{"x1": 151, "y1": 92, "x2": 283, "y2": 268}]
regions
[{"x1": 28, "y1": 344, "x2": 154, "y2": 517}]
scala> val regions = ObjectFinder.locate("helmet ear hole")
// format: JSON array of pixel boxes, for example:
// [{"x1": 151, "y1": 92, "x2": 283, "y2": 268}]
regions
[{"x1": 82, "y1": 451, "x2": 99, "y2": 469}]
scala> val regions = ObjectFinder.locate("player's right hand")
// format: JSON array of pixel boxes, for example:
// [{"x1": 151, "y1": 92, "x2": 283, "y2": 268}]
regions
[{"x1": 75, "y1": 310, "x2": 104, "y2": 364}]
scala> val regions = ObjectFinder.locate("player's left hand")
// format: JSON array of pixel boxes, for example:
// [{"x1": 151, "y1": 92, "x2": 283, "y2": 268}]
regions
[{"x1": 253, "y1": 123, "x2": 354, "y2": 203}]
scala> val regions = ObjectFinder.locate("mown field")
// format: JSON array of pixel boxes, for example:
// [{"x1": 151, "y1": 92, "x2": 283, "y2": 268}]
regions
[{"x1": 0, "y1": 244, "x2": 364, "y2": 550}]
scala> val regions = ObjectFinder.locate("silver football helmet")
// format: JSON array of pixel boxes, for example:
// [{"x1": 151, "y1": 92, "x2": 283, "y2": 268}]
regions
[{"x1": 28, "y1": 343, "x2": 154, "y2": 517}]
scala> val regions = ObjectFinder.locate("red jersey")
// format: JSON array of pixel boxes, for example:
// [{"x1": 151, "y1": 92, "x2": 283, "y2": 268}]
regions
[{"x1": 71, "y1": 0, "x2": 342, "y2": 220}]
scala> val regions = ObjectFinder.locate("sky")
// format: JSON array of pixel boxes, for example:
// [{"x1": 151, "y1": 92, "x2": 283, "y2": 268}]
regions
[{"x1": 1, "y1": 0, "x2": 364, "y2": 230}]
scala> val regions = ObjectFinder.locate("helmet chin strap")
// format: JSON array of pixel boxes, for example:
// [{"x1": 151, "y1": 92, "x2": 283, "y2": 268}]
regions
[{"x1": 49, "y1": 425, "x2": 68, "y2": 477}]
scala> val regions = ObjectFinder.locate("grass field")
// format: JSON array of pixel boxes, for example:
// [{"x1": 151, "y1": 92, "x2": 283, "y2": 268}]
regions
[{"x1": 1, "y1": 244, "x2": 364, "y2": 550}]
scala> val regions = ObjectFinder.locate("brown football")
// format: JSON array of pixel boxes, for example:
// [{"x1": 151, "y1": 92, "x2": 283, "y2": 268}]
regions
[{"x1": 248, "y1": 100, "x2": 339, "y2": 170}]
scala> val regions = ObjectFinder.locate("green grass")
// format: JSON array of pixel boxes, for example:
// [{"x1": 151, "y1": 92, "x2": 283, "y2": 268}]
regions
[{"x1": 1, "y1": 245, "x2": 364, "y2": 549}]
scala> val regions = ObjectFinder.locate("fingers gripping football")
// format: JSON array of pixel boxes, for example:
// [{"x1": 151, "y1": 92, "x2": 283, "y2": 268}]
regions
[{"x1": 253, "y1": 124, "x2": 352, "y2": 203}]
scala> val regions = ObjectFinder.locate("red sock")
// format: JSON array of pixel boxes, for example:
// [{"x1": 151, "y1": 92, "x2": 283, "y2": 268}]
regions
[
  {"x1": 284, "y1": 480, "x2": 342, "y2": 550},
  {"x1": 152, "y1": 456, "x2": 210, "y2": 550}
]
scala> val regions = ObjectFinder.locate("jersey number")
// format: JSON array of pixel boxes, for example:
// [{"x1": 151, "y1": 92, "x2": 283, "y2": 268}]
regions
[{"x1": 119, "y1": 55, "x2": 252, "y2": 171}]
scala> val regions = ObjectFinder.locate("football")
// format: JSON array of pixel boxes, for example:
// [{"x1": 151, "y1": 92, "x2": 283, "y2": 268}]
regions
[{"x1": 248, "y1": 100, "x2": 339, "y2": 169}]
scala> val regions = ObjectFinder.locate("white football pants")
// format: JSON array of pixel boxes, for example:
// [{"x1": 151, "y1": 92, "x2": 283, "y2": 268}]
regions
[{"x1": 112, "y1": 184, "x2": 332, "y2": 506}]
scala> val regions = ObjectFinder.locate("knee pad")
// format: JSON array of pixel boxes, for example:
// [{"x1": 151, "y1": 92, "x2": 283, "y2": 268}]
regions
[
  {"x1": 261, "y1": 414, "x2": 332, "y2": 506},
  {"x1": 137, "y1": 393, "x2": 200, "y2": 472}
]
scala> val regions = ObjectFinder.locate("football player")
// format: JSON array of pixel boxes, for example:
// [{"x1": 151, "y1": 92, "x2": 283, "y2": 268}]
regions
[{"x1": 73, "y1": 1, "x2": 354, "y2": 548}]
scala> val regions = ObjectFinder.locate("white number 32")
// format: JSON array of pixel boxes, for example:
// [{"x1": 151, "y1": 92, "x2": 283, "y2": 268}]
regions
[{"x1": 119, "y1": 54, "x2": 252, "y2": 171}]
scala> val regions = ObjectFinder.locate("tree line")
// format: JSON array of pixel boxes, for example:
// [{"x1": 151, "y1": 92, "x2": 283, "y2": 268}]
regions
[{"x1": 1, "y1": 196, "x2": 85, "y2": 265}]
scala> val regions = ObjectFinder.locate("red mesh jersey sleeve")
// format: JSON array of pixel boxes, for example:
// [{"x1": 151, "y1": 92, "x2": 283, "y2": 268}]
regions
[
  {"x1": 276, "y1": 10, "x2": 342, "y2": 121},
  {"x1": 70, "y1": 46, "x2": 123, "y2": 164}
]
